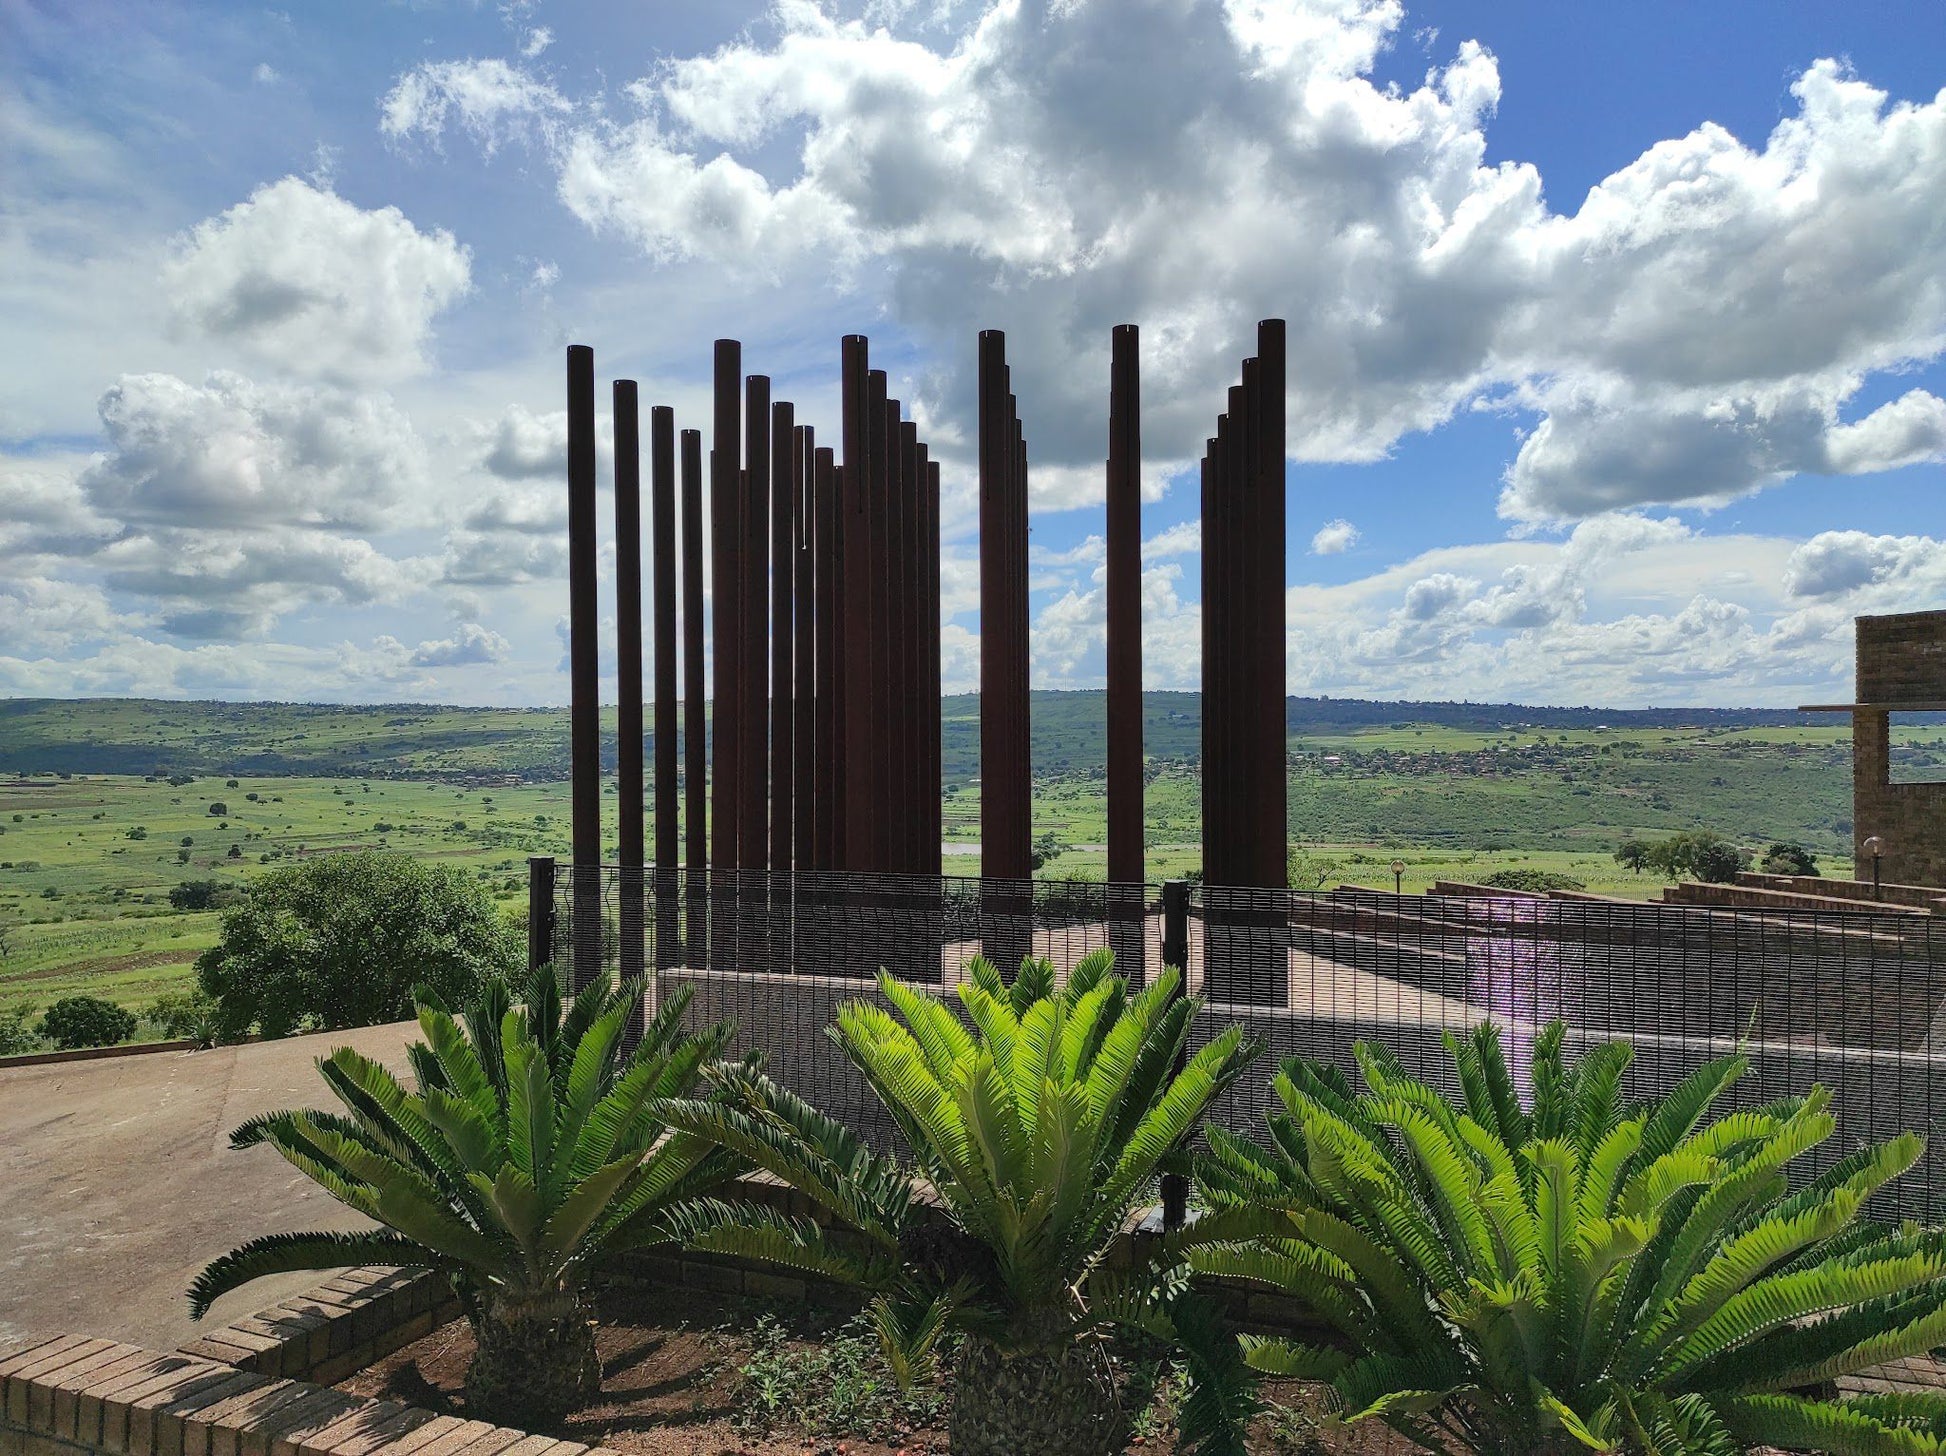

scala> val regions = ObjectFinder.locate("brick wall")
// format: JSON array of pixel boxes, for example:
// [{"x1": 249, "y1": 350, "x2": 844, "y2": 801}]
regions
[{"x1": 1850, "y1": 615, "x2": 1946, "y2": 889}]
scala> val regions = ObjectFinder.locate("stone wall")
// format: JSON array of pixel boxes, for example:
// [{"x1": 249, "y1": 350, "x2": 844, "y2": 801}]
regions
[{"x1": 1853, "y1": 612, "x2": 1946, "y2": 889}]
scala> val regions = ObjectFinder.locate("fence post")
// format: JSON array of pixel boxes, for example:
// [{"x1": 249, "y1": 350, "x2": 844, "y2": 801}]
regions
[
  {"x1": 528, "y1": 856, "x2": 557, "y2": 973},
  {"x1": 1161, "y1": 878, "x2": 1190, "y2": 1231}
]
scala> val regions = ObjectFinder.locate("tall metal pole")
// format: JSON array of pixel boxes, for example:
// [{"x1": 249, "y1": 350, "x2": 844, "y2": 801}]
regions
[
  {"x1": 771, "y1": 403, "x2": 796, "y2": 875},
  {"x1": 681, "y1": 428, "x2": 708, "y2": 965},
  {"x1": 793, "y1": 426, "x2": 816, "y2": 874},
  {"x1": 742, "y1": 377, "x2": 772, "y2": 887},
  {"x1": 814, "y1": 448, "x2": 839, "y2": 870},
  {"x1": 840, "y1": 338, "x2": 872, "y2": 871},
  {"x1": 925, "y1": 456, "x2": 942, "y2": 875},
  {"x1": 651, "y1": 405, "x2": 679, "y2": 971},
  {"x1": 613, "y1": 379, "x2": 646, "y2": 992},
  {"x1": 566, "y1": 344, "x2": 602, "y2": 992},
  {"x1": 709, "y1": 341, "x2": 741, "y2": 968},
  {"x1": 1106, "y1": 326, "x2": 1144, "y2": 980},
  {"x1": 1256, "y1": 319, "x2": 1288, "y2": 890}
]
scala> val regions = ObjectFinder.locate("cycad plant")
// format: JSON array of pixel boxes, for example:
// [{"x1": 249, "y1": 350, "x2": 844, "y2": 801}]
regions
[
  {"x1": 189, "y1": 964, "x2": 743, "y2": 1426},
  {"x1": 1193, "y1": 1021, "x2": 1946, "y2": 1455},
  {"x1": 659, "y1": 950, "x2": 1263, "y2": 1456}
]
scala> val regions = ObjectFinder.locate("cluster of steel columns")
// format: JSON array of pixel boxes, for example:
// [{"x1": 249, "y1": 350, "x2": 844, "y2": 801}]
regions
[
  {"x1": 561, "y1": 320, "x2": 1284, "y2": 997},
  {"x1": 1200, "y1": 320, "x2": 1291, "y2": 1003}
]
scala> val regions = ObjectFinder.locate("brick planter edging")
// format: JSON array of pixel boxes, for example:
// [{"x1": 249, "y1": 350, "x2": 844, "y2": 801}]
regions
[
  {"x1": 179, "y1": 1270, "x2": 461, "y2": 1387},
  {"x1": 0, "y1": 1334, "x2": 619, "y2": 1456}
]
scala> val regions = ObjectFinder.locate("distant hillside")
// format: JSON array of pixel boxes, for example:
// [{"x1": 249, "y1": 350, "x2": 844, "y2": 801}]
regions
[{"x1": 0, "y1": 693, "x2": 1820, "y2": 785}]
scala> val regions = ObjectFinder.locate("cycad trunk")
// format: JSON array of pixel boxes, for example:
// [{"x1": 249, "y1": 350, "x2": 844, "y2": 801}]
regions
[
  {"x1": 949, "y1": 1335, "x2": 1124, "y2": 1456},
  {"x1": 464, "y1": 1292, "x2": 601, "y2": 1428}
]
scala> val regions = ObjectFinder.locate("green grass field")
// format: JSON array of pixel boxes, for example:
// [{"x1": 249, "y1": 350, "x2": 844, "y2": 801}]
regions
[{"x1": 0, "y1": 697, "x2": 1881, "y2": 1024}]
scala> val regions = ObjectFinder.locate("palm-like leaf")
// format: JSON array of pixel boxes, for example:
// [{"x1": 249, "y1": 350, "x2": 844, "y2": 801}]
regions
[
  {"x1": 190, "y1": 962, "x2": 744, "y2": 1319},
  {"x1": 1193, "y1": 1021, "x2": 1946, "y2": 1454}
]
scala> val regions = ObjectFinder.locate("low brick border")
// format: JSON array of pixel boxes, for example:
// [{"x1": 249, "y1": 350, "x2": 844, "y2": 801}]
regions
[
  {"x1": 0, "y1": 1335, "x2": 618, "y2": 1456},
  {"x1": 0, "y1": 1042, "x2": 200, "y2": 1072},
  {"x1": 179, "y1": 1271, "x2": 461, "y2": 1387}
]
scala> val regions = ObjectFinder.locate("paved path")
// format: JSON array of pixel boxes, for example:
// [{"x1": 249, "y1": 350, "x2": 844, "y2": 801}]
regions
[{"x1": 0, "y1": 1022, "x2": 416, "y2": 1352}]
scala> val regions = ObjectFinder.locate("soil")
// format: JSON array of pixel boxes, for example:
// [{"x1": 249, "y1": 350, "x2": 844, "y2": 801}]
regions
[{"x1": 335, "y1": 1281, "x2": 1420, "y2": 1456}]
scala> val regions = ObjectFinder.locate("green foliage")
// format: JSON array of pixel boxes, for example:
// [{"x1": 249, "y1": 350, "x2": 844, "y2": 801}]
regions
[
  {"x1": 194, "y1": 850, "x2": 521, "y2": 1038},
  {"x1": 148, "y1": 989, "x2": 224, "y2": 1046},
  {"x1": 189, "y1": 962, "x2": 744, "y2": 1419},
  {"x1": 658, "y1": 951, "x2": 1263, "y2": 1455},
  {"x1": 735, "y1": 1311, "x2": 952, "y2": 1442},
  {"x1": 1632, "y1": 830, "x2": 1749, "y2": 885},
  {"x1": 1613, "y1": 839, "x2": 1649, "y2": 874},
  {"x1": 1286, "y1": 847, "x2": 1345, "y2": 892},
  {"x1": 1029, "y1": 830, "x2": 1068, "y2": 874},
  {"x1": 1479, "y1": 868, "x2": 1587, "y2": 893},
  {"x1": 0, "y1": 1003, "x2": 39, "y2": 1056},
  {"x1": 123, "y1": 826, "x2": 146, "y2": 840},
  {"x1": 39, "y1": 993, "x2": 137, "y2": 1049},
  {"x1": 1762, "y1": 842, "x2": 1820, "y2": 877},
  {"x1": 168, "y1": 879, "x2": 242, "y2": 912},
  {"x1": 1194, "y1": 1022, "x2": 1946, "y2": 1455}
]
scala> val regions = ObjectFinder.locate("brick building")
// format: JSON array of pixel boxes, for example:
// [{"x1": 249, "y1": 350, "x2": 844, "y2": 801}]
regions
[{"x1": 1806, "y1": 611, "x2": 1946, "y2": 888}]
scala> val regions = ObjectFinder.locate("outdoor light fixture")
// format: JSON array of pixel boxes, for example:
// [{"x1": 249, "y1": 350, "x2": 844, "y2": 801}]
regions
[
  {"x1": 1864, "y1": 835, "x2": 1885, "y2": 900},
  {"x1": 1391, "y1": 858, "x2": 1406, "y2": 895}
]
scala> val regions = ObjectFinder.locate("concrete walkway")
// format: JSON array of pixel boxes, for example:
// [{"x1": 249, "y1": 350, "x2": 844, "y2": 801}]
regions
[{"x1": 0, "y1": 1021, "x2": 417, "y2": 1351}]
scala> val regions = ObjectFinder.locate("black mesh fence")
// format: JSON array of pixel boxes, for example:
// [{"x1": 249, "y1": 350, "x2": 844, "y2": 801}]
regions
[{"x1": 545, "y1": 864, "x2": 1946, "y2": 1220}]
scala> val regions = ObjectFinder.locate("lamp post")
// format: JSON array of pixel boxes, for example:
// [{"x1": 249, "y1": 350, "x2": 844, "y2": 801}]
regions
[
  {"x1": 1864, "y1": 835, "x2": 1884, "y2": 901},
  {"x1": 1391, "y1": 858, "x2": 1405, "y2": 896}
]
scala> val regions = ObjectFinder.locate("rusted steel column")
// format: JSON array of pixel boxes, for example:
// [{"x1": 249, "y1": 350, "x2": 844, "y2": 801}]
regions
[
  {"x1": 840, "y1": 338, "x2": 871, "y2": 871},
  {"x1": 1233, "y1": 368, "x2": 1258, "y2": 890},
  {"x1": 1199, "y1": 444, "x2": 1215, "y2": 887},
  {"x1": 709, "y1": 341, "x2": 741, "y2": 970},
  {"x1": 682, "y1": 428, "x2": 707, "y2": 960},
  {"x1": 979, "y1": 332, "x2": 1031, "y2": 970},
  {"x1": 566, "y1": 344, "x2": 602, "y2": 992},
  {"x1": 771, "y1": 402, "x2": 796, "y2": 876},
  {"x1": 898, "y1": 418, "x2": 921, "y2": 872},
  {"x1": 864, "y1": 369, "x2": 892, "y2": 871},
  {"x1": 925, "y1": 455, "x2": 942, "y2": 874},
  {"x1": 813, "y1": 448, "x2": 838, "y2": 870},
  {"x1": 793, "y1": 426, "x2": 816, "y2": 873},
  {"x1": 1106, "y1": 324, "x2": 1144, "y2": 979},
  {"x1": 613, "y1": 379, "x2": 647, "y2": 991},
  {"x1": 741, "y1": 378, "x2": 771, "y2": 881},
  {"x1": 883, "y1": 400, "x2": 909, "y2": 870},
  {"x1": 1255, "y1": 319, "x2": 1288, "y2": 889},
  {"x1": 711, "y1": 340, "x2": 742, "y2": 877},
  {"x1": 651, "y1": 405, "x2": 679, "y2": 971}
]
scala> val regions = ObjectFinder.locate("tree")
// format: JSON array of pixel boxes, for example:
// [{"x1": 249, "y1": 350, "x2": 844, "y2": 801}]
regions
[
  {"x1": 1287, "y1": 846, "x2": 1345, "y2": 892},
  {"x1": 190, "y1": 963, "x2": 742, "y2": 1427},
  {"x1": 1762, "y1": 842, "x2": 1820, "y2": 877},
  {"x1": 195, "y1": 851, "x2": 522, "y2": 1039},
  {"x1": 1612, "y1": 838, "x2": 1649, "y2": 875},
  {"x1": 40, "y1": 995, "x2": 137, "y2": 1050},
  {"x1": 1195, "y1": 1023, "x2": 1946, "y2": 1456},
  {"x1": 207, "y1": 801, "x2": 228, "y2": 817},
  {"x1": 661, "y1": 952, "x2": 1262, "y2": 1456},
  {"x1": 169, "y1": 879, "x2": 241, "y2": 912},
  {"x1": 1693, "y1": 837, "x2": 1744, "y2": 884}
]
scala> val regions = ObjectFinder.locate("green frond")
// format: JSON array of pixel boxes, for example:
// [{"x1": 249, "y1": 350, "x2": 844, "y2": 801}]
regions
[
  {"x1": 1719, "y1": 1391, "x2": 1946, "y2": 1455},
  {"x1": 188, "y1": 1230, "x2": 432, "y2": 1320}
]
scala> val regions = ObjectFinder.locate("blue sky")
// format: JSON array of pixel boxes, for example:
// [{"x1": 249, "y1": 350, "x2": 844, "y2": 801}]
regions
[{"x1": 3, "y1": 0, "x2": 1943, "y2": 708}]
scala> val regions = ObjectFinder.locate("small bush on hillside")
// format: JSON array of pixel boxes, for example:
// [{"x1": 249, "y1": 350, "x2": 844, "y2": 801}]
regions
[
  {"x1": 1762, "y1": 840, "x2": 1821, "y2": 876},
  {"x1": 207, "y1": 802, "x2": 228, "y2": 817},
  {"x1": 40, "y1": 995, "x2": 138, "y2": 1050},
  {"x1": 1479, "y1": 867, "x2": 1585, "y2": 892}
]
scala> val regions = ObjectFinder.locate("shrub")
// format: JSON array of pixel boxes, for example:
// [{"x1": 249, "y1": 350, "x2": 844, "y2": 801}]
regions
[
  {"x1": 190, "y1": 963, "x2": 741, "y2": 1427},
  {"x1": 169, "y1": 879, "x2": 242, "y2": 911},
  {"x1": 207, "y1": 802, "x2": 227, "y2": 817},
  {"x1": 1762, "y1": 842, "x2": 1821, "y2": 877},
  {"x1": 40, "y1": 995, "x2": 138, "y2": 1050},
  {"x1": 0, "y1": 1005, "x2": 39, "y2": 1056},
  {"x1": 1479, "y1": 868, "x2": 1586, "y2": 893},
  {"x1": 148, "y1": 990, "x2": 223, "y2": 1046},
  {"x1": 195, "y1": 850, "x2": 522, "y2": 1039},
  {"x1": 124, "y1": 826, "x2": 147, "y2": 841},
  {"x1": 1195, "y1": 1023, "x2": 1946, "y2": 1455}
]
